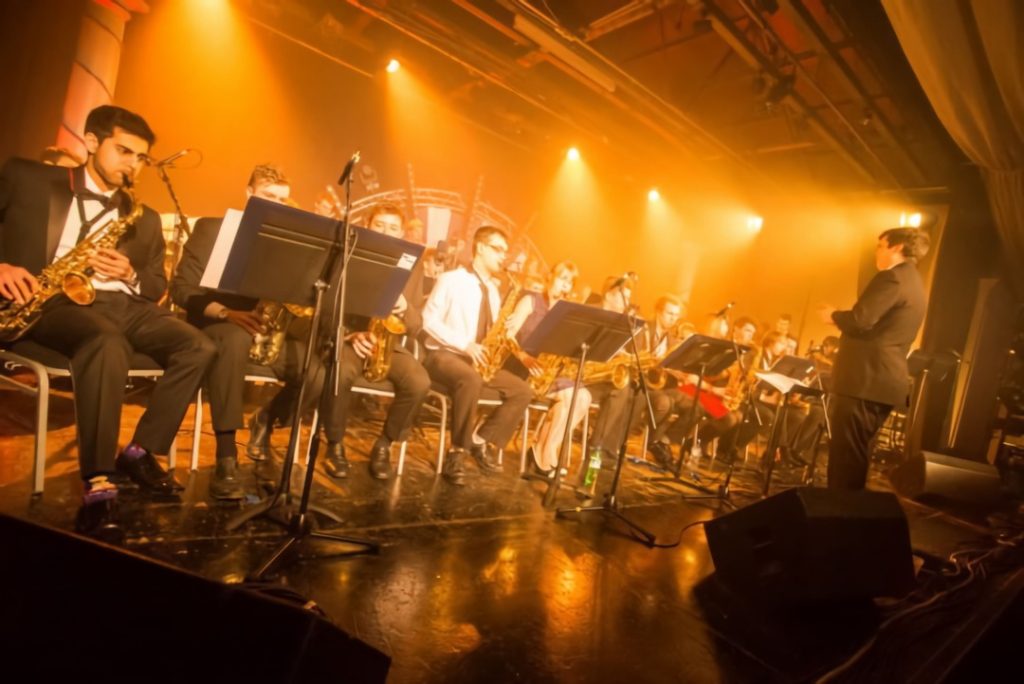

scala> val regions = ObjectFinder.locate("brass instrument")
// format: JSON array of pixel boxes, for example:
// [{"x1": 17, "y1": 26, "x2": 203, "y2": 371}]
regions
[
  {"x1": 724, "y1": 347, "x2": 763, "y2": 411},
  {"x1": 637, "y1": 350, "x2": 667, "y2": 390},
  {"x1": 0, "y1": 185, "x2": 143, "y2": 343},
  {"x1": 248, "y1": 301, "x2": 313, "y2": 365},
  {"x1": 528, "y1": 353, "x2": 574, "y2": 396},
  {"x1": 363, "y1": 314, "x2": 406, "y2": 382},
  {"x1": 474, "y1": 275, "x2": 523, "y2": 383},
  {"x1": 581, "y1": 355, "x2": 633, "y2": 389}
]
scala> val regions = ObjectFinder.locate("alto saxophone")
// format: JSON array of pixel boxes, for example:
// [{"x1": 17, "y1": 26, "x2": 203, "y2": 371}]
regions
[
  {"x1": 248, "y1": 301, "x2": 313, "y2": 365},
  {"x1": 0, "y1": 184, "x2": 144, "y2": 343},
  {"x1": 724, "y1": 347, "x2": 763, "y2": 411},
  {"x1": 474, "y1": 275, "x2": 522, "y2": 383},
  {"x1": 363, "y1": 314, "x2": 406, "y2": 382}
]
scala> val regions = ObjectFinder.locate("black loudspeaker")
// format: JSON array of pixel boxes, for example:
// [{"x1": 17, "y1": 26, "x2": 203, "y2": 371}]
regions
[
  {"x1": 890, "y1": 450, "x2": 1004, "y2": 505},
  {"x1": 704, "y1": 487, "x2": 914, "y2": 603},
  {"x1": 0, "y1": 514, "x2": 389, "y2": 682}
]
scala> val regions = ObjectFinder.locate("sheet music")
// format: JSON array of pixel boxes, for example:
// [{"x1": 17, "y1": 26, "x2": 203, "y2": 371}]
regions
[
  {"x1": 755, "y1": 371, "x2": 807, "y2": 395},
  {"x1": 200, "y1": 208, "x2": 243, "y2": 289}
]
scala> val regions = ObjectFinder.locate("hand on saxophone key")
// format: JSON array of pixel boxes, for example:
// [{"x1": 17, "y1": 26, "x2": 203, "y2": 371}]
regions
[
  {"x1": 350, "y1": 331, "x2": 377, "y2": 359},
  {"x1": 0, "y1": 263, "x2": 39, "y2": 304},
  {"x1": 466, "y1": 342, "x2": 487, "y2": 367},
  {"x1": 88, "y1": 247, "x2": 133, "y2": 281},
  {"x1": 391, "y1": 294, "x2": 408, "y2": 316},
  {"x1": 225, "y1": 309, "x2": 265, "y2": 336}
]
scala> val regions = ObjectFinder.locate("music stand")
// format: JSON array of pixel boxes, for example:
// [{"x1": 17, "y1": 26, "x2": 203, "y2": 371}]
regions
[
  {"x1": 756, "y1": 355, "x2": 822, "y2": 496},
  {"x1": 210, "y1": 197, "x2": 419, "y2": 576},
  {"x1": 646, "y1": 335, "x2": 746, "y2": 504}
]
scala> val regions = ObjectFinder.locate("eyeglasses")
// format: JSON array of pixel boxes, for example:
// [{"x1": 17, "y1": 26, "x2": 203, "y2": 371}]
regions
[{"x1": 483, "y1": 242, "x2": 508, "y2": 255}]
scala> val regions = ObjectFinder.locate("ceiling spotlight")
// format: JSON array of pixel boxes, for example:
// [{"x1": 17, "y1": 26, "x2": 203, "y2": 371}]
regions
[
  {"x1": 899, "y1": 211, "x2": 923, "y2": 228},
  {"x1": 386, "y1": 58, "x2": 400, "y2": 73},
  {"x1": 648, "y1": 188, "x2": 661, "y2": 202},
  {"x1": 746, "y1": 215, "x2": 764, "y2": 233},
  {"x1": 566, "y1": 147, "x2": 580, "y2": 161}
]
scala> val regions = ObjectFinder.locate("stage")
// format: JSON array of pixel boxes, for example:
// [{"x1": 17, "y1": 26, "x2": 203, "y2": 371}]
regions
[{"x1": 0, "y1": 380, "x2": 1021, "y2": 683}]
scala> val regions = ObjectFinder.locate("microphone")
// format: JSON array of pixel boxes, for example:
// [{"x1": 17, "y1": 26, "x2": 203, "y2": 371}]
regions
[
  {"x1": 153, "y1": 148, "x2": 192, "y2": 167},
  {"x1": 712, "y1": 301, "x2": 735, "y2": 317},
  {"x1": 337, "y1": 151, "x2": 361, "y2": 185}
]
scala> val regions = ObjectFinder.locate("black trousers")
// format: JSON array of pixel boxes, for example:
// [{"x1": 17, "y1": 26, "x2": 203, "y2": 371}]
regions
[
  {"x1": 827, "y1": 393, "x2": 892, "y2": 490},
  {"x1": 423, "y1": 349, "x2": 532, "y2": 450},
  {"x1": 320, "y1": 345, "x2": 431, "y2": 444},
  {"x1": 28, "y1": 292, "x2": 216, "y2": 479},
  {"x1": 198, "y1": 321, "x2": 252, "y2": 432},
  {"x1": 588, "y1": 382, "x2": 636, "y2": 454},
  {"x1": 647, "y1": 388, "x2": 698, "y2": 443}
]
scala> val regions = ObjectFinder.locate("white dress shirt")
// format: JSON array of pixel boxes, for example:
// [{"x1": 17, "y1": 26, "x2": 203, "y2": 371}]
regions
[
  {"x1": 422, "y1": 266, "x2": 500, "y2": 352},
  {"x1": 53, "y1": 170, "x2": 138, "y2": 295}
]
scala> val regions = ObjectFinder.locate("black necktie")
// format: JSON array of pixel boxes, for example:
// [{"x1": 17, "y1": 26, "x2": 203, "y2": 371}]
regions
[{"x1": 476, "y1": 278, "x2": 493, "y2": 342}]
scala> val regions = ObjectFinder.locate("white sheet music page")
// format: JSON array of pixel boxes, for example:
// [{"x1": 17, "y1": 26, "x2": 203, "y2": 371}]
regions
[
  {"x1": 200, "y1": 208, "x2": 243, "y2": 289},
  {"x1": 755, "y1": 372, "x2": 806, "y2": 395}
]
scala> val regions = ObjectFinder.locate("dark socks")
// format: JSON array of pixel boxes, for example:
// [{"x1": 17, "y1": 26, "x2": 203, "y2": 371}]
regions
[{"x1": 215, "y1": 430, "x2": 237, "y2": 460}]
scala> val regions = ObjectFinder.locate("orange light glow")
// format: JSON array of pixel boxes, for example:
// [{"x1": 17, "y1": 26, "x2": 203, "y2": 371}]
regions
[
  {"x1": 386, "y1": 58, "x2": 400, "y2": 73},
  {"x1": 746, "y1": 215, "x2": 764, "y2": 233},
  {"x1": 647, "y1": 188, "x2": 660, "y2": 202},
  {"x1": 566, "y1": 147, "x2": 580, "y2": 161}
]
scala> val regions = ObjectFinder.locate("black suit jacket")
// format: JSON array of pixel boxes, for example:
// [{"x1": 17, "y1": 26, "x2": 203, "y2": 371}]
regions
[
  {"x1": 0, "y1": 157, "x2": 166, "y2": 301},
  {"x1": 170, "y1": 216, "x2": 259, "y2": 327},
  {"x1": 830, "y1": 260, "x2": 927, "y2": 406}
]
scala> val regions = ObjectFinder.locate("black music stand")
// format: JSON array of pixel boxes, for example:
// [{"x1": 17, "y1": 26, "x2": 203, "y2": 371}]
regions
[
  {"x1": 210, "y1": 197, "x2": 416, "y2": 576},
  {"x1": 646, "y1": 335, "x2": 746, "y2": 505},
  {"x1": 756, "y1": 355, "x2": 821, "y2": 496}
]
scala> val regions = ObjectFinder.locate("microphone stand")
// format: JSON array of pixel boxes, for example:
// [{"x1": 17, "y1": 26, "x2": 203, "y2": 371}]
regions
[
  {"x1": 227, "y1": 154, "x2": 378, "y2": 579},
  {"x1": 556, "y1": 289, "x2": 657, "y2": 546},
  {"x1": 155, "y1": 163, "x2": 191, "y2": 308}
]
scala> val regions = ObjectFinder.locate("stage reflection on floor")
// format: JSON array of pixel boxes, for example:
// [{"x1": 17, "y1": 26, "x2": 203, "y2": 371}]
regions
[{"x1": 1, "y1": 380, "x2": 1020, "y2": 683}]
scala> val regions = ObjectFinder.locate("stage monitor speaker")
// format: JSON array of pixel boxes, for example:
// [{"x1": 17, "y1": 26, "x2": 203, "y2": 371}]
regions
[
  {"x1": 890, "y1": 450, "x2": 1004, "y2": 505},
  {"x1": 0, "y1": 513, "x2": 389, "y2": 682},
  {"x1": 704, "y1": 487, "x2": 914, "y2": 603}
]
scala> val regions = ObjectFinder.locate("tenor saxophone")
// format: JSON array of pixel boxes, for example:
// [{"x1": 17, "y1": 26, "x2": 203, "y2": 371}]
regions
[
  {"x1": 248, "y1": 301, "x2": 313, "y2": 365},
  {"x1": 474, "y1": 275, "x2": 522, "y2": 383},
  {"x1": 0, "y1": 185, "x2": 144, "y2": 342}
]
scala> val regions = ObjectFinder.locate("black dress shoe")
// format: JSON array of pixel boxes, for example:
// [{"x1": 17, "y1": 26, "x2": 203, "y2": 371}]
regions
[
  {"x1": 246, "y1": 410, "x2": 271, "y2": 462},
  {"x1": 115, "y1": 448, "x2": 177, "y2": 496},
  {"x1": 210, "y1": 456, "x2": 245, "y2": 501},
  {"x1": 368, "y1": 439, "x2": 392, "y2": 480},
  {"x1": 75, "y1": 498, "x2": 124, "y2": 545},
  {"x1": 442, "y1": 448, "x2": 467, "y2": 486},
  {"x1": 470, "y1": 443, "x2": 503, "y2": 474},
  {"x1": 649, "y1": 441, "x2": 674, "y2": 470},
  {"x1": 323, "y1": 442, "x2": 350, "y2": 479}
]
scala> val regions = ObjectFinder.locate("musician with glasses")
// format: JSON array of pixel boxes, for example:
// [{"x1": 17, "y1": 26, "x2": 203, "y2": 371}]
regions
[
  {"x1": 0, "y1": 105, "x2": 215, "y2": 539},
  {"x1": 421, "y1": 225, "x2": 533, "y2": 485}
]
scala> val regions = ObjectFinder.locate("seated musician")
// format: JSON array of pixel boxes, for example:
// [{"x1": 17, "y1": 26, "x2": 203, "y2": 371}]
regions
[
  {"x1": 0, "y1": 105, "x2": 216, "y2": 537},
  {"x1": 640, "y1": 295, "x2": 698, "y2": 469},
  {"x1": 582, "y1": 275, "x2": 640, "y2": 470},
  {"x1": 504, "y1": 260, "x2": 590, "y2": 475},
  {"x1": 788, "y1": 335, "x2": 837, "y2": 463},
  {"x1": 421, "y1": 225, "x2": 533, "y2": 485},
  {"x1": 171, "y1": 164, "x2": 305, "y2": 500},
  {"x1": 244, "y1": 201, "x2": 429, "y2": 480},
  {"x1": 668, "y1": 316, "x2": 760, "y2": 463},
  {"x1": 310, "y1": 201, "x2": 431, "y2": 480}
]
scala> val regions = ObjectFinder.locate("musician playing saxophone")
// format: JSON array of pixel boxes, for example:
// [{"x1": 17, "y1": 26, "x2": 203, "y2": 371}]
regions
[
  {"x1": 0, "y1": 105, "x2": 216, "y2": 538},
  {"x1": 170, "y1": 164, "x2": 311, "y2": 500},
  {"x1": 421, "y1": 225, "x2": 532, "y2": 485},
  {"x1": 503, "y1": 260, "x2": 589, "y2": 475},
  {"x1": 639, "y1": 295, "x2": 699, "y2": 469},
  {"x1": 310, "y1": 201, "x2": 430, "y2": 481}
]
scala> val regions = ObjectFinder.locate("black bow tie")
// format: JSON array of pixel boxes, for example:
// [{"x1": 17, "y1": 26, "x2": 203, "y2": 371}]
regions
[{"x1": 76, "y1": 188, "x2": 116, "y2": 206}]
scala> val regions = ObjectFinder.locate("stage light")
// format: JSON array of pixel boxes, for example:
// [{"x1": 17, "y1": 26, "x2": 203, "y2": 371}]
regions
[
  {"x1": 386, "y1": 58, "x2": 400, "y2": 73},
  {"x1": 746, "y1": 215, "x2": 764, "y2": 233},
  {"x1": 899, "y1": 211, "x2": 922, "y2": 228},
  {"x1": 566, "y1": 147, "x2": 580, "y2": 161},
  {"x1": 648, "y1": 188, "x2": 660, "y2": 202}
]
